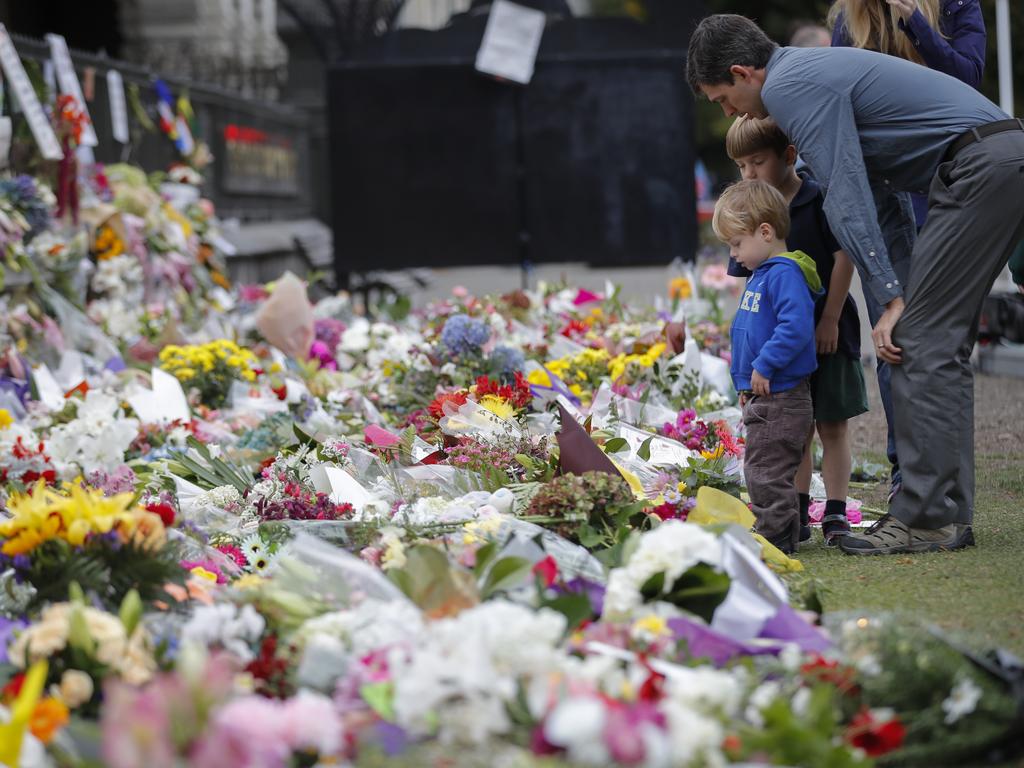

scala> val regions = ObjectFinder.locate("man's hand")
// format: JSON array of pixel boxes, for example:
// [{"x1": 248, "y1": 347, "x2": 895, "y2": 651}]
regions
[
  {"x1": 816, "y1": 318, "x2": 839, "y2": 355},
  {"x1": 872, "y1": 296, "x2": 905, "y2": 365},
  {"x1": 886, "y1": 0, "x2": 918, "y2": 22},
  {"x1": 751, "y1": 370, "x2": 771, "y2": 397}
]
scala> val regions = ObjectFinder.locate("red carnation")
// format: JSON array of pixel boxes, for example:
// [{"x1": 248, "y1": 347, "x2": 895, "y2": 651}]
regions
[
  {"x1": 847, "y1": 709, "x2": 906, "y2": 757},
  {"x1": 532, "y1": 555, "x2": 559, "y2": 587},
  {"x1": 428, "y1": 390, "x2": 469, "y2": 420},
  {"x1": 146, "y1": 502, "x2": 176, "y2": 527}
]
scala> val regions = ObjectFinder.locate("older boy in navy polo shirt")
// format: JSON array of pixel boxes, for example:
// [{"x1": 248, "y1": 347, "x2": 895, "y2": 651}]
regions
[{"x1": 725, "y1": 116, "x2": 869, "y2": 546}]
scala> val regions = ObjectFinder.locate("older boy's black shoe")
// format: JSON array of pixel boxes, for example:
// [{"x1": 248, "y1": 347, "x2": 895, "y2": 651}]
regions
[
  {"x1": 763, "y1": 517, "x2": 800, "y2": 555},
  {"x1": 798, "y1": 493, "x2": 811, "y2": 542}
]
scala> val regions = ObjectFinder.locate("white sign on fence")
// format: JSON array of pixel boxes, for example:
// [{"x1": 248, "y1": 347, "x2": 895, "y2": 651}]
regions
[
  {"x1": 46, "y1": 33, "x2": 98, "y2": 147},
  {"x1": 474, "y1": 0, "x2": 546, "y2": 85},
  {"x1": 106, "y1": 68, "x2": 129, "y2": 144},
  {"x1": 0, "y1": 24, "x2": 62, "y2": 160}
]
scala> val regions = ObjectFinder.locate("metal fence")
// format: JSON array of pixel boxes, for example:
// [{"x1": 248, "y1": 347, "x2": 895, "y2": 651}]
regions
[{"x1": 6, "y1": 32, "x2": 315, "y2": 224}]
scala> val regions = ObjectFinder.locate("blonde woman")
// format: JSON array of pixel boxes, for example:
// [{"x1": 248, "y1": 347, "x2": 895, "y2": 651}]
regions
[{"x1": 830, "y1": 0, "x2": 985, "y2": 89}]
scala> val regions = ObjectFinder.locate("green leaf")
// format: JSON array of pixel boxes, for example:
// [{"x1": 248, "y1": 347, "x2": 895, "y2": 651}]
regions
[
  {"x1": 637, "y1": 436, "x2": 654, "y2": 462},
  {"x1": 293, "y1": 423, "x2": 318, "y2": 447},
  {"x1": 360, "y1": 681, "x2": 396, "y2": 721},
  {"x1": 541, "y1": 593, "x2": 595, "y2": 631},
  {"x1": 480, "y1": 556, "x2": 531, "y2": 599},
  {"x1": 119, "y1": 589, "x2": 143, "y2": 636},
  {"x1": 473, "y1": 541, "x2": 499, "y2": 578},
  {"x1": 603, "y1": 437, "x2": 629, "y2": 454},
  {"x1": 663, "y1": 563, "x2": 731, "y2": 624},
  {"x1": 639, "y1": 571, "x2": 666, "y2": 600}
]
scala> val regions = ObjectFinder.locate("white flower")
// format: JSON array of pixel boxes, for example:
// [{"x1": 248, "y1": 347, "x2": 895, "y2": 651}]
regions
[
  {"x1": 602, "y1": 521, "x2": 723, "y2": 621},
  {"x1": 744, "y1": 680, "x2": 782, "y2": 728},
  {"x1": 544, "y1": 697, "x2": 609, "y2": 765},
  {"x1": 662, "y1": 703, "x2": 725, "y2": 768},
  {"x1": 665, "y1": 666, "x2": 744, "y2": 718},
  {"x1": 942, "y1": 677, "x2": 983, "y2": 724},
  {"x1": 379, "y1": 527, "x2": 406, "y2": 570},
  {"x1": 181, "y1": 603, "x2": 265, "y2": 662},
  {"x1": 339, "y1": 320, "x2": 371, "y2": 352},
  {"x1": 855, "y1": 652, "x2": 882, "y2": 677},
  {"x1": 791, "y1": 686, "x2": 812, "y2": 717}
]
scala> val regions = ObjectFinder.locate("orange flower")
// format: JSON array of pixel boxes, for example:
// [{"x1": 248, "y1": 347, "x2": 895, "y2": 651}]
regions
[
  {"x1": 668, "y1": 277, "x2": 693, "y2": 300},
  {"x1": 29, "y1": 697, "x2": 69, "y2": 743}
]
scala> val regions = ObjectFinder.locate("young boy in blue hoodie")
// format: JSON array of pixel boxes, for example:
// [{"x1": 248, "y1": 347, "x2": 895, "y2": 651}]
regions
[
  {"x1": 725, "y1": 116, "x2": 869, "y2": 547},
  {"x1": 713, "y1": 179, "x2": 822, "y2": 554}
]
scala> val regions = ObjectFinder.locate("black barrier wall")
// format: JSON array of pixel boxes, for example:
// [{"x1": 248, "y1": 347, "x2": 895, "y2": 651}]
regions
[{"x1": 328, "y1": 17, "x2": 698, "y2": 277}]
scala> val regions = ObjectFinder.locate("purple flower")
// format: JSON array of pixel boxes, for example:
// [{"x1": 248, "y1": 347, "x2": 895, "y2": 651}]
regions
[
  {"x1": 0, "y1": 616, "x2": 28, "y2": 664},
  {"x1": 440, "y1": 314, "x2": 490, "y2": 357}
]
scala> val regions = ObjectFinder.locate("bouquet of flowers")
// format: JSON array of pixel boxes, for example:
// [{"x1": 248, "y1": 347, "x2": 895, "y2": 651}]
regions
[
  {"x1": 159, "y1": 340, "x2": 260, "y2": 409},
  {"x1": 0, "y1": 482, "x2": 184, "y2": 611}
]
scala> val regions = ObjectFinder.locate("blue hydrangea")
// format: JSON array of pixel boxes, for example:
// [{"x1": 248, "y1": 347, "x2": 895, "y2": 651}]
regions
[
  {"x1": 441, "y1": 314, "x2": 490, "y2": 356},
  {"x1": 488, "y1": 345, "x2": 525, "y2": 381}
]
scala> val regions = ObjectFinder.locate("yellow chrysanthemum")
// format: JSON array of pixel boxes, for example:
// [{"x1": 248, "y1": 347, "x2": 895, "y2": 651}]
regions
[
  {"x1": 478, "y1": 394, "x2": 516, "y2": 421},
  {"x1": 0, "y1": 408, "x2": 12, "y2": 430}
]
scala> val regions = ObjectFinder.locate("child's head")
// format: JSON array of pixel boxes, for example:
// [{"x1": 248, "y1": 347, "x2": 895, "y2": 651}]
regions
[
  {"x1": 712, "y1": 179, "x2": 791, "y2": 272},
  {"x1": 726, "y1": 116, "x2": 797, "y2": 190}
]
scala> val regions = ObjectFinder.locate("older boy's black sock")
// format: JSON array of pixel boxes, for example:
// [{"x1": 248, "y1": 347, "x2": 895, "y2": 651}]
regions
[
  {"x1": 823, "y1": 498, "x2": 851, "y2": 545},
  {"x1": 799, "y1": 493, "x2": 811, "y2": 542}
]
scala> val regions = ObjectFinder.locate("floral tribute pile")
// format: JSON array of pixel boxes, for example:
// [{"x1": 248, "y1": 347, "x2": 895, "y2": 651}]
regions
[{"x1": 0, "y1": 185, "x2": 1019, "y2": 768}]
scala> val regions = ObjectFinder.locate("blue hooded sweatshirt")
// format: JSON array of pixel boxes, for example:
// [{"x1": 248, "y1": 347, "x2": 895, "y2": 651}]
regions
[{"x1": 730, "y1": 251, "x2": 822, "y2": 393}]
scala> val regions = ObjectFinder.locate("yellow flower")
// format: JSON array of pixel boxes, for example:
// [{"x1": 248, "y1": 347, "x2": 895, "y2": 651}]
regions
[
  {"x1": 190, "y1": 566, "x2": 219, "y2": 583},
  {"x1": 479, "y1": 394, "x2": 516, "y2": 421},
  {"x1": 232, "y1": 574, "x2": 265, "y2": 590},
  {"x1": 669, "y1": 276, "x2": 693, "y2": 300},
  {"x1": 0, "y1": 408, "x2": 13, "y2": 430},
  {"x1": 701, "y1": 445, "x2": 725, "y2": 460},
  {"x1": 527, "y1": 369, "x2": 552, "y2": 388},
  {"x1": 176, "y1": 367, "x2": 196, "y2": 381},
  {"x1": 632, "y1": 613, "x2": 670, "y2": 640},
  {"x1": 241, "y1": 370, "x2": 256, "y2": 383}
]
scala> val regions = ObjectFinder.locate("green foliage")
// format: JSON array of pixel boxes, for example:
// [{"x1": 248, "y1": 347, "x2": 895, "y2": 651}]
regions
[
  {"x1": 639, "y1": 562, "x2": 731, "y2": 624},
  {"x1": 735, "y1": 685, "x2": 870, "y2": 768},
  {"x1": 167, "y1": 436, "x2": 254, "y2": 493}
]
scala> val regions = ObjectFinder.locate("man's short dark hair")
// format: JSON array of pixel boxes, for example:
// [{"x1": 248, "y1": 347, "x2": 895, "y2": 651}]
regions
[{"x1": 686, "y1": 14, "x2": 779, "y2": 95}]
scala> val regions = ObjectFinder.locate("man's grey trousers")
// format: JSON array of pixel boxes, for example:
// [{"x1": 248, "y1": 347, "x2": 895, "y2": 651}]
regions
[{"x1": 891, "y1": 128, "x2": 1024, "y2": 529}]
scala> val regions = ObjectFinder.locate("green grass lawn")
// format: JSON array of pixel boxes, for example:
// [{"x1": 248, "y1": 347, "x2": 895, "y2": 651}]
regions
[{"x1": 799, "y1": 450, "x2": 1024, "y2": 656}]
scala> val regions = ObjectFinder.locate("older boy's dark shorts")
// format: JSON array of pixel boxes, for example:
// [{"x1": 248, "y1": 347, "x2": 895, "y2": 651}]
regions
[{"x1": 810, "y1": 353, "x2": 868, "y2": 423}]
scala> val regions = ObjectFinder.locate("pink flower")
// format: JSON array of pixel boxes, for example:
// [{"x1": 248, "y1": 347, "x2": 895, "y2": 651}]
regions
[
  {"x1": 700, "y1": 264, "x2": 732, "y2": 291},
  {"x1": 239, "y1": 284, "x2": 269, "y2": 302},
  {"x1": 452, "y1": 285, "x2": 469, "y2": 298},
  {"x1": 573, "y1": 289, "x2": 603, "y2": 306},
  {"x1": 364, "y1": 424, "x2": 400, "y2": 448}
]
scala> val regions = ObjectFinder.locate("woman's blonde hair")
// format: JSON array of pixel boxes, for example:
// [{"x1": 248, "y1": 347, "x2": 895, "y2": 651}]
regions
[
  {"x1": 712, "y1": 180, "x2": 791, "y2": 242},
  {"x1": 827, "y1": 0, "x2": 944, "y2": 65}
]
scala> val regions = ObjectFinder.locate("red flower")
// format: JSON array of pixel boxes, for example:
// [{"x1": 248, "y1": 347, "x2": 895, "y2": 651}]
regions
[
  {"x1": 532, "y1": 555, "x2": 559, "y2": 587},
  {"x1": 847, "y1": 709, "x2": 906, "y2": 757},
  {"x1": 428, "y1": 390, "x2": 468, "y2": 420},
  {"x1": 146, "y1": 502, "x2": 176, "y2": 527},
  {"x1": 271, "y1": 385, "x2": 287, "y2": 401},
  {"x1": 560, "y1": 319, "x2": 589, "y2": 339},
  {"x1": 800, "y1": 655, "x2": 858, "y2": 693},
  {"x1": 650, "y1": 502, "x2": 687, "y2": 521},
  {"x1": 1, "y1": 674, "x2": 25, "y2": 702}
]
